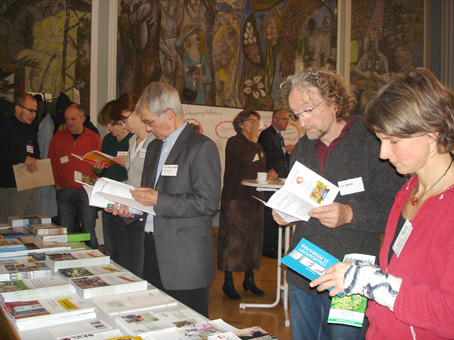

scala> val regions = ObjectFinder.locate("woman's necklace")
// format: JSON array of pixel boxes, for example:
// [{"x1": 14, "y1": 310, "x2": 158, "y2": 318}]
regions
[{"x1": 411, "y1": 159, "x2": 453, "y2": 206}]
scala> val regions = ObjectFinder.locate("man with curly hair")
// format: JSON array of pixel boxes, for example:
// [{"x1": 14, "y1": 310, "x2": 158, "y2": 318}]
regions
[{"x1": 275, "y1": 68, "x2": 404, "y2": 340}]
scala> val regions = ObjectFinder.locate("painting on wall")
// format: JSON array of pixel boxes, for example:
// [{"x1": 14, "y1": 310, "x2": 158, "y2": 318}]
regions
[
  {"x1": 116, "y1": 0, "x2": 338, "y2": 110},
  {"x1": 0, "y1": 0, "x2": 92, "y2": 115},
  {"x1": 350, "y1": 0, "x2": 424, "y2": 115}
]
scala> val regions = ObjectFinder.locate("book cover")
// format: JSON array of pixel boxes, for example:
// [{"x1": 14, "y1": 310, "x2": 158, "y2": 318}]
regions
[
  {"x1": 327, "y1": 254, "x2": 376, "y2": 327},
  {"x1": 72, "y1": 151, "x2": 119, "y2": 169},
  {"x1": 280, "y1": 238, "x2": 344, "y2": 297}
]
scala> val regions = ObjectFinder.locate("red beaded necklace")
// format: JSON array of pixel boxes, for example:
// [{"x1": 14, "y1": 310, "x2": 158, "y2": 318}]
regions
[{"x1": 410, "y1": 159, "x2": 453, "y2": 206}]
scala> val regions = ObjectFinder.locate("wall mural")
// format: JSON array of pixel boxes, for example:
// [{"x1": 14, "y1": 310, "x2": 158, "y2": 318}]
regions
[
  {"x1": 0, "y1": 0, "x2": 91, "y2": 114},
  {"x1": 350, "y1": 0, "x2": 424, "y2": 115},
  {"x1": 116, "y1": 0, "x2": 338, "y2": 110}
]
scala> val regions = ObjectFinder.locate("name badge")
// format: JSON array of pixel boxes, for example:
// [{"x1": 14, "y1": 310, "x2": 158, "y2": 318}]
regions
[
  {"x1": 117, "y1": 151, "x2": 128, "y2": 157},
  {"x1": 392, "y1": 219, "x2": 413, "y2": 258},
  {"x1": 26, "y1": 145, "x2": 33, "y2": 153},
  {"x1": 338, "y1": 177, "x2": 365, "y2": 196},
  {"x1": 162, "y1": 165, "x2": 178, "y2": 176},
  {"x1": 60, "y1": 156, "x2": 69, "y2": 164},
  {"x1": 139, "y1": 149, "x2": 146, "y2": 158},
  {"x1": 253, "y1": 153, "x2": 259, "y2": 162}
]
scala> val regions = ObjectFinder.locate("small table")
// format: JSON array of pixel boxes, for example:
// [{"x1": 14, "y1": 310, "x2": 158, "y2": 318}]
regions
[{"x1": 240, "y1": 179, "x2": 291, "y2": 327}]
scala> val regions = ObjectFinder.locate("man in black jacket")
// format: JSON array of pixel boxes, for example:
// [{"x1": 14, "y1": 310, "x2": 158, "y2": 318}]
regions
[
  {"x1": 258, "y1": 109, "x2": 294, "y2": 258},
  {"x1": 0, "y1": 93, "x2": 40, "y2": 223}
]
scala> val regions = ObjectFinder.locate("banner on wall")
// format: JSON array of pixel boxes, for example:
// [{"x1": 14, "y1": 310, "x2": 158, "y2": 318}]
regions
[{"x1": 181, "y1": 104, "x2": 303, "y2": 147}]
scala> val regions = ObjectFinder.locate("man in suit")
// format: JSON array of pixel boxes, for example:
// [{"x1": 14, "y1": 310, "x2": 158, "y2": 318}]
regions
[
  {"x1": 258, "y1": 109, "x2": 294, "y2": 258},
  {"x1": 112, "y1": 82, "x2": 221, "y2": 318}
]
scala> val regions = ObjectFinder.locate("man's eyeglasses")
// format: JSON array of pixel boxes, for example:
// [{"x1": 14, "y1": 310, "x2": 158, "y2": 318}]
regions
[
  {"x1": 289, "y1": 100, "x2": 325, "y2": 121},
  {"x1": 18, "y1": 105, "x2": 37, "y2": 115},
  {"x1": 274, "y1": 117, "x2": 289, "y2": 121},
  {"x1": 143, "y1": 110, "x2": 167, "y2": 127},
  {"x1": 118, "y1": 111, "x2": 134, "y2": 125}
]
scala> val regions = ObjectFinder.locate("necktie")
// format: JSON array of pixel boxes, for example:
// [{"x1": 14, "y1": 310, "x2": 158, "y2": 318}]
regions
[{"x1": 279, "y1": 133, "x2": 289, "y2": 174}]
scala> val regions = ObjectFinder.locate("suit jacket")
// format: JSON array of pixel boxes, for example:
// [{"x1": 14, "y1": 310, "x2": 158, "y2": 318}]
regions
[
  {"x1": 258, "y1": 125, "x2": 289, "y2": 177},
  {"x1": 141, "y1": 124, "x2": 221, "y2": 290}
]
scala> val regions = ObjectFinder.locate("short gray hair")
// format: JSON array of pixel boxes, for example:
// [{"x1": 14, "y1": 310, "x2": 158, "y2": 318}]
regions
[{"x1": 136, "y1": 82, "x2": 182, "y2": 119}]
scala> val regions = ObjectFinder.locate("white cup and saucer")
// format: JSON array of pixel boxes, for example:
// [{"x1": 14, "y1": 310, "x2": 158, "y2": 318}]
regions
[{"x1": 257, "y1": 172, "x2": 268, "y2": 184}]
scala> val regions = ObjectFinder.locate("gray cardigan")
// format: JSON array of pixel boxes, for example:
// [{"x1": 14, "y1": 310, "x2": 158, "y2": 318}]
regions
[{"x1": 287, "y1": 116, "x2": 405, "y2": 295}]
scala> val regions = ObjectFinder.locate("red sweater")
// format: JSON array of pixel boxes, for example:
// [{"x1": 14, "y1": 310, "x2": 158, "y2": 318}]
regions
[
  {"x1": 48, "y1": 127, "x2": 102, "y2": 189},
  {"x1": 366, "y1": 176, "x2": 454, "y2": 339}
]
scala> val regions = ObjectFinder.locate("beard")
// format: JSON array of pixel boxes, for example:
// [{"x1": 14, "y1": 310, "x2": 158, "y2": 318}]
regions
[{"x1": 305, "y1": 125, "x2": 330, "y2": 140}]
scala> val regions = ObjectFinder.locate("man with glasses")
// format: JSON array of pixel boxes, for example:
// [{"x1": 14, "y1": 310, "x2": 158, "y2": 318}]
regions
[
  {"x1": 48, "y1": 104, "x2": 101, "y2": 249},
  {"x1": 0, "y1": 93, "x2": 40, "y2": 223},
  {"x1": 111, "y1": 82, "x2": 221, "y2": 318},
  {"x1": 258, "y1": 109, "x2": 294, "y2": 259},
  {"x1": 274, "y1": 69, "x2": 404, "y2": 340}
]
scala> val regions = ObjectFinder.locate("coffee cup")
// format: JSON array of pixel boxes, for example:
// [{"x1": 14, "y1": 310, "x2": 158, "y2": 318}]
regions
[{"x1": 257, "y1": 172, "x2": 267, "y2": 183}]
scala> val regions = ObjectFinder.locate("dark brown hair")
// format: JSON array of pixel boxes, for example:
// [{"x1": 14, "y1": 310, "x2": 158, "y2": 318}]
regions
[{"x1": 111, "y1": 93, "x2": 140, "y2": 121}]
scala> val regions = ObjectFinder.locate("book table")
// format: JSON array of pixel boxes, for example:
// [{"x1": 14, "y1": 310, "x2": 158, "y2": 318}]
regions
[
  {"x1": 240, "y1": 179, "x2": 292, "y2": 327},
  {"x1": 0, "y1": 283, "x2": 207, "y2": 340}
]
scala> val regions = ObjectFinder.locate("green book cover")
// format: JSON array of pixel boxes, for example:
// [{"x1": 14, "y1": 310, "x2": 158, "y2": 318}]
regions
[{"x1": 67, "y1": 233, "x2": 91, "y2": 242}]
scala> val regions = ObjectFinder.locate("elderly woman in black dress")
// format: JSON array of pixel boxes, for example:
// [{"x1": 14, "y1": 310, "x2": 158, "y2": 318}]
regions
[{"x1": 217, "y1": 110, "x2": 278, "y2": 301}]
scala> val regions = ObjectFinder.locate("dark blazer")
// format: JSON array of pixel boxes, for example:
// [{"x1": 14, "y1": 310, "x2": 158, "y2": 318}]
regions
[
  {"x1": 141, "y1": 124, "x2": 221, "y2": 290},
  {"x1": 258, "y1": 125, "x2": 289, "y2": 177}
]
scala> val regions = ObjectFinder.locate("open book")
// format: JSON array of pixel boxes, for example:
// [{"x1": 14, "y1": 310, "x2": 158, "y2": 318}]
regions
[
  {"x1": 80, "y1": 175, "x2": 155, "y2": 215},
  {"x1": 71, "y1": 150, "x2": 120, "y2": 168},
  {"x1": 257, "y1": 161, "x2": 339, "y2": 223}
]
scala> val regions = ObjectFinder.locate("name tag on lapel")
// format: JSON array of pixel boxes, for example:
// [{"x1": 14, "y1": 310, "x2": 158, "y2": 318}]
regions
[
  {"x1": 338, "y1": 177, "x2": 365, "y2": 196},
  {"x1": 162, "y1": 165, "x2": 178, "y2": 176}
]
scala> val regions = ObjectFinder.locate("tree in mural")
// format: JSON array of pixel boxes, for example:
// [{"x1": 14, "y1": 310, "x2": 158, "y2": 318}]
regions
[{"x1": 0, "y1": 0, "x2": 91, "y2": 110}]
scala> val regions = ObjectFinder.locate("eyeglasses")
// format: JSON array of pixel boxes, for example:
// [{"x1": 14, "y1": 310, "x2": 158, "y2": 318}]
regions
[
  {"x1": 143, "y1": 110, "x2": 167, "y2": 127},
  {"x1": 118, "y1": 111, "x2": 134, "y2": 125},
  {"x1": 18, "y1": 105, "x2": 37, "y2": 114},
  {"x1": 274, "y1": 117, "x2": 289, "y2": 121},
  {"x1": 289, "y1": 100, "x2": 325, "y2": 121},
  {"x1": 244, "y1": 118, "x2": 259, "y2": 123}
]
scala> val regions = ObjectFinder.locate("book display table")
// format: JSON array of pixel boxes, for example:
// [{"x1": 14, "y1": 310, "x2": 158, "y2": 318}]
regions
[{"x1": 240, "y1": 179, "x2": 292, "y2": 327}]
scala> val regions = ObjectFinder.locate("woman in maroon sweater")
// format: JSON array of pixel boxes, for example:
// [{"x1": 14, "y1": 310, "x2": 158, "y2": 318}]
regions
[{"x1": 311, "y1": 68, "x2": 454, "y2": 339}]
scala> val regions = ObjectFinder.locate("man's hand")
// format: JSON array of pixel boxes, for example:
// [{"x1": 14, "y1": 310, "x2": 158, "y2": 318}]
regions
[
  {"x1": 131, "y1": 187, "x2": 158, "y2": 206},
  {"x1": 54, "y1": 183, "x2": 61, "y2": 191},
  {"x1": 308, "y1": 203, "x2": 353, "y2": 228},
  {"x1": 284, "y1": 145, "x2": 294, "y2": 153},
  {"x1": 25, "y1": 156, "x2": 38, "y2": 173},
  {"x1": 113, "y1": 155, "x2": 127, "y2": 167},
  {"x1": 107, "y1": 202, "x2": 133, "y2": 218},
  {"x1": 267, "y1": 169, "x2": 278, "y2": 181},
  {"x1": 272, "y1": 210, "x2": 290, "y2": 226},
  {"x1": 309, "y1": 261, "x2": 353, "y2": 297}
]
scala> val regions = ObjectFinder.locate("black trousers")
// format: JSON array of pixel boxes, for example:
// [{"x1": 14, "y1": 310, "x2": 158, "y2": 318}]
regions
[
  {"x1": 262, "y1": 192, "x2": 279, "y2": 253},
  {"x1": 142, "y1": 232, "x2": 210, "y2": 318}
]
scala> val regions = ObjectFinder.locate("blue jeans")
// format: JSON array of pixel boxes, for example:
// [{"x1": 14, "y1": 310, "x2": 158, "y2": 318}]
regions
[
  {"x1": 56, "y1": 187, "x2": 98, "y2": 249},
  {"x1": 289, "y1": 283, "x2": 367, "y2": 340}
]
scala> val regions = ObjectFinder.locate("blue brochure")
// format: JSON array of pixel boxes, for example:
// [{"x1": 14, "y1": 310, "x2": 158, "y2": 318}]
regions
[{"x1": 280, "y1": 238, "x2": 344, "y2": 297}]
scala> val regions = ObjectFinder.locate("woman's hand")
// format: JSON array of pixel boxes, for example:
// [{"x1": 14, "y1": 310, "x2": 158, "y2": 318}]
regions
[
  {"x1": 91, "y1": 159, "x2": 104, "y2": 170},
  {"x1": 249, "y1": 119, "x2": 260, "y2": 142},
  {"x1": 267, "y1": 169, "x2": 278, "y2": 181},
  {"x1": 310, "y1": 261, "x2": 353, "y2": 297}
]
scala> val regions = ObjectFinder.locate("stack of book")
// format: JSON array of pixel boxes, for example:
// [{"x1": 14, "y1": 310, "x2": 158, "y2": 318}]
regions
[
  {"x1": 3, "y1": 294, "x2": 96, "y2": 331},
  {"x1": 18, "y1": 236, "x2": 72, "y2": 254},
  {"x1": 0, "y1": 257, "x2": 51, "y2": 281},
  {"x1": 115, "y1": 308, "x2": 206, "y2": 338},
  {"x1": 93, "y1": 289, "x2": 177, "y2": 316},
  {"x1": 0, "y1": 239, "x2": 27, "y2": 259},
  {"x1": 70, "y1": 272, "x2": 147, "y2": 298},
  {"x1": 45, "y1": 249, "x2": 110, "y2": 271},
  {"x1": 0, "y1": 275, "x2": 76, "y2": 302},
  {"x1": 28, "y1": 224, "x2": 66, "y2": 236},
  {"x1": 8, "y1": 215, "x2": 52, "y2": 228},
  {"x1": 57, "y1": 262, "x2": 127, "y2": 282},
  {"x1": 0, "y1": 227, "x2": 33, "y2": 239}
]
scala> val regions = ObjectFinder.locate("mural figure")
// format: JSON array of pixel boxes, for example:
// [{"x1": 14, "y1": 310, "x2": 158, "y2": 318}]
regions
[
  {"x1": 175, "y1": 25, "x2": 211, "y2": 104},
  {"x1": 353, "y1": 28, "x2": 389, "y2": 85},
  {"x1": 158, "y1": 0, "x2": 179, "y2": 85},
  {"x1": 213, "y1": 24, "x2": 240, "y2": 107},
  {"x1": 302, "y1": 18, "x2": 322, "y2": 69}
]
